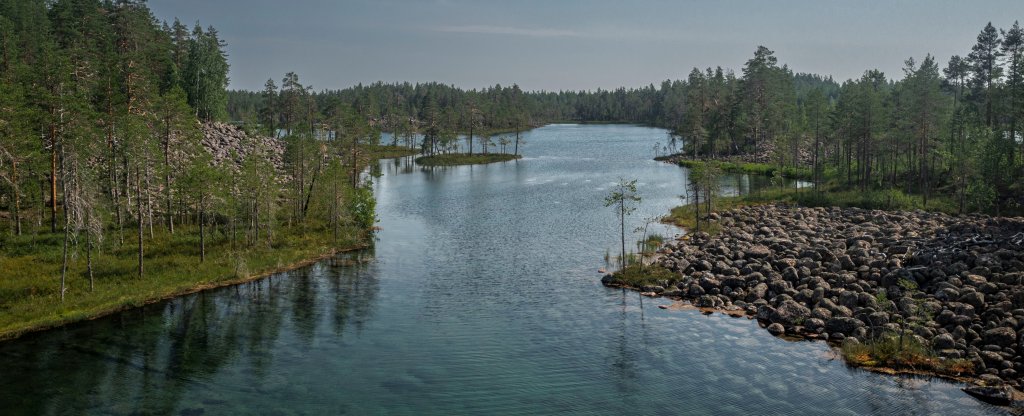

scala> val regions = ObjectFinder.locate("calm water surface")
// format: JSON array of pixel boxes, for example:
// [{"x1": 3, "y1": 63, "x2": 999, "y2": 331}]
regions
[{"x1": 0, "y1": 124, "x2": 1007, "y2": 415}]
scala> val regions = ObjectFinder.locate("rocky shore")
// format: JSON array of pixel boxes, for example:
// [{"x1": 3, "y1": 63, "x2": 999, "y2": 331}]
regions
[{"x1": 604, "y1": 204, "x2": 1024, "y2": 403}]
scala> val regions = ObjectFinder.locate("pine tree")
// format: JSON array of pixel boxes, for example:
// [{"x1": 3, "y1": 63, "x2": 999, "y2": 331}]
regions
[
  {"x1": 260, "y1": 78, "x2": 278, "y2": 136},
  {"x1": 183, "y1": 24, "x2": 229, "y2": 121},
  {"x1": 969, "y1": 22, "x2": 1003, "y2": 128},
  {"x1": 1002, "y1": 21, "x2": 1024, "y2": 159},
  {"x1": 904, "y1": 55, "x2": 947, "y2": 206}
]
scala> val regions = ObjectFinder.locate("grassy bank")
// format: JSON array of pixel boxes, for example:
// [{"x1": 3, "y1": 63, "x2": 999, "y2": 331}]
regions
[
  {"x1": 676, "y1": 159, "x2": 812, "y2": 180},
  {"x1": 416, "y1": 153, "x2": 521, "y2": 166},
  {"x1": 0, "y1": 224, "x2": 369, "y2": 341},
  {"x1": 0, "y1": 140, "x2": 405, "y2": 342}
]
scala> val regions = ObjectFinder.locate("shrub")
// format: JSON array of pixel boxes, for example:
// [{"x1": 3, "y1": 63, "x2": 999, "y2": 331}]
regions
[
  {"x1": 841, "y1": 332, "x2": 973, "y2": 376},
  {"x1": 608, "y1": 264, "x2": 679, "y2": 288}
]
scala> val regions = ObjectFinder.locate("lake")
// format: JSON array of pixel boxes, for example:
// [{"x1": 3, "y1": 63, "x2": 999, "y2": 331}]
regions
[{"x1": 0, "y1": 124, "x2": 1004, "y2": 415}]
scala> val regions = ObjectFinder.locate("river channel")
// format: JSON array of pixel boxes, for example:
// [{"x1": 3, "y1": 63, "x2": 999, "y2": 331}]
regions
[{"x1": 0, "y1": 124, "x2": 1003, "y2": 415}]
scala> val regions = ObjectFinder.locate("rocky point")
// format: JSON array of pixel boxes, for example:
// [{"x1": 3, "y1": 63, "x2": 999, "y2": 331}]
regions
[{"x1": 606, "y1": 204, "x2": 1024, "y2": 393}]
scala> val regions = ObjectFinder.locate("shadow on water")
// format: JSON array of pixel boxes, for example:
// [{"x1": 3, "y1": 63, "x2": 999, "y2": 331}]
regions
[{"x1": 0, "y1": 248, "x2": 379, "y2": 415}]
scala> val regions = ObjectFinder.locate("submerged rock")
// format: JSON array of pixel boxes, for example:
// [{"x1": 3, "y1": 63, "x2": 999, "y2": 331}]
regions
[
  {"x1": 963, "y1": 384, "x2": 1014, "y2": 406},
  {"x1": 766, "y1": 323, "x2": 785, "y2": 336}
]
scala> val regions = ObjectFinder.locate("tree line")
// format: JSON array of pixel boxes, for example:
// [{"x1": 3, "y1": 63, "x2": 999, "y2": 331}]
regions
[
  {"x1": 228, "y1": 22, "x2": 1023, "y2": 214},
  {"x1": 230, "y1": 79, "x2": 535, "y2": 157}
]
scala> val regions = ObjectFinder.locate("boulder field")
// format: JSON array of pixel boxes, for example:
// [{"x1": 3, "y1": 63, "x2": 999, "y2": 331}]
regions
[{"x1": 605, "y1": 204, "x2": 1024, "y2": 393}]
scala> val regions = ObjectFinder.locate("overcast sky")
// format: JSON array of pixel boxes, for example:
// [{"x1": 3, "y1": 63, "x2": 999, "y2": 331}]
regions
[{"x1": 149, "y1": 0, "x2": 1024, "y2": 92}]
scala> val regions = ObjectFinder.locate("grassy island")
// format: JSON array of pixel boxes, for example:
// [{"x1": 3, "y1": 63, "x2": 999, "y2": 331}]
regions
[{"x1": 415, "y1": 153, "x2": 521, "y2": 166}]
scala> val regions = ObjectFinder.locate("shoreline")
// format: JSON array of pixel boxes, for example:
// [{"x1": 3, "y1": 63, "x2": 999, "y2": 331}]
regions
[
  {"x1": 605, "y1": 203, "x2": 1024, "y2": 405},
  {"x1": 0, "y1": 243, "x2": 369, "y2": 343},
  {"x1": 655, "y1": 153, "x2": 812, "y2": 180},
  {"x1": 415, "y1": 153, "x2": 522, "y2": 166},
  {"x1": 609, "y1": 280, "x2": 1024, "y2": 405},
  {"x1": 0, "y1": 137, "x2": 408, "y2": 345}
]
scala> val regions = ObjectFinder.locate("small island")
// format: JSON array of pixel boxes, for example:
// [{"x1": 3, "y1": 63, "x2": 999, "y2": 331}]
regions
[{"x1": 415, "y1": 153, "x2": 521, "y2": 166}]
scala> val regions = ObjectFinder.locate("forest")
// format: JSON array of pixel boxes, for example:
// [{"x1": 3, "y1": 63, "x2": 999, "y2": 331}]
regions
[
  {"x1": 1, "y1": 0, "x2": 1023, "y2": 335},
  {"x1": 0, "y1": 0, "x2": 386, "y2": 337},
  {"x1": 227, "y1": 22, "x2": 1024, "y2": 215}
]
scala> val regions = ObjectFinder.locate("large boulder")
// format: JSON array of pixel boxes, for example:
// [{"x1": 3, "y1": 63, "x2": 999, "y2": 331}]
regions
[
  {"x1": 932, "y1": 333, "x2": 956, "y2": 350},
  {"x1": 770, "y1": 300, "x2": 811, "y2": 327},
  {"x1": 983, "y1": 327, "x2": 1016, "y2": 348},
  {"x1": 959, "y1": 291, "x2": 985, "y2": 310},
  {"x1": 745, "y1": 245, "x2": 771, "y2": 258},
  {"x1": 963, "y1": 385, "x2": 1013, "y2": 406},
  {"x1": 825, "y1": 317, "x2": 864, "y2": 336},
  {"x1": 747, "y1": 283, "x2": 768, "y2": 301}
]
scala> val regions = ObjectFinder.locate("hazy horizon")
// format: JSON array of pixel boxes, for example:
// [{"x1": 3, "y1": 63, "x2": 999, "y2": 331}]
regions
[{"x1": 149, "y1": 0, "x2": 1024, "y2": 92}]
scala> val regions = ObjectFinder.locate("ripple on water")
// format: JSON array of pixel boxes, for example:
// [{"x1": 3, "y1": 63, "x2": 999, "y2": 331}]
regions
[{"x1": 0, "y1": 124, "x2": 1010, "y2": 415}]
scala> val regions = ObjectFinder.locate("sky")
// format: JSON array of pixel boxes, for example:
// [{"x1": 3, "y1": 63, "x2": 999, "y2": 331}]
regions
[{"x1": 149, "y1": 0, "x2": 1024, "y2": 92}]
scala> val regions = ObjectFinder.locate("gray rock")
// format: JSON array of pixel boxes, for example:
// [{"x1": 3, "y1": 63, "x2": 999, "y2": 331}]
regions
[
  {"x1": 601, "y1": 274, "x2": 615, "y2": 285},
  {"x1": 983, "y1": 327, "x2": 1017, "y2": 348},
  {"x1": 746, "y1": 245, "x2": 771, "y2": 258},
  {"x1": 805, "y1": 318, "x2": 826, "y2": 333},
  {"x1": 960, "y1": 291, "x2": 986, "y2": 310},
  {"x1": 699, "y1": 275, "x2": 721, "y2": 291},
  {"x1": 839, "y1": 291, "x2": 859, "y2": 309},
  {"x1": 748, "y1": 283, "x2": 768, "y2": 301},
  {"x1": 933, "y1": 333, "x2": 956, "y2": 350},
  {"x1": 722, "y1": 276, "x2": 746, "y2": 288},
  {"x1": 963, "y1": 385, "x2": 1013, "y2": 406},
  {"x1": 811, "y1": 307, "x2": 833, "y2": 321},
  {"x1": 771, "y1": 300, "x2": 811, "y2": 327},
  {"x1": 825, "y1": 317, "x2": 864, "y2": 335},
  {"x1": 865, "y1": 311, "x2": 890, "y2": 327},
  {"x1": 935, "y1": 287, "x2": 961, "y2": 302}
]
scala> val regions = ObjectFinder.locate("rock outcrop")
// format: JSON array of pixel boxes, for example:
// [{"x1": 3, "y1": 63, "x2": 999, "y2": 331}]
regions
[{"x1": 200, "y1": 122, "x2": 286, "y2": 172}]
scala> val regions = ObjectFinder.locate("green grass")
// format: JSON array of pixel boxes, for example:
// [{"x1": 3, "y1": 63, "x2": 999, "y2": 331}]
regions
[
  {"x1": 664, "y1": 192, "x2": 778, "y2": 234},
  {"x1": 640, "y1": 234, "x2": 665, "y2": 253},
  {"x1": 606, "y1": 264, "x2": 679, "y2": 288},
  {"x1": 0, "y1": 223, "x2": 368, "y2": 341},
  {"x1": 791, "y1": 187, "x2": 960, "y2": 214},
  {"x1": 415, "y1": 153, "x2": 521, "y2": 166},
  {"x1": 737, "y1": 185, "x2": 959, "y2": 214},
  {"x1": 677, "y1": 160, "x2": 812, "y2": 180},
  {"x1": 841, "y1": 333, "x2": 974, "y2": 376},
  {"x1": 0, "y1": 141, "x2": 406, "y2": 341}
]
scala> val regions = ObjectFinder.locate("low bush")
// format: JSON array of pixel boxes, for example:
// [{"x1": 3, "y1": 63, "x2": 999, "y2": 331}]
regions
[{"x1": 841, "y1": 332, "x2": 974, "y2": 376}]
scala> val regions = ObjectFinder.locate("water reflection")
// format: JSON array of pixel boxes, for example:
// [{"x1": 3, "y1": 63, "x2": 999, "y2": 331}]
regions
[
  {"x1": 0, "y1": 124, "x2": 1008, "y2": 415},
  {"x1": 0, "y1": 250, "x2": 380, "y2": 415}
]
